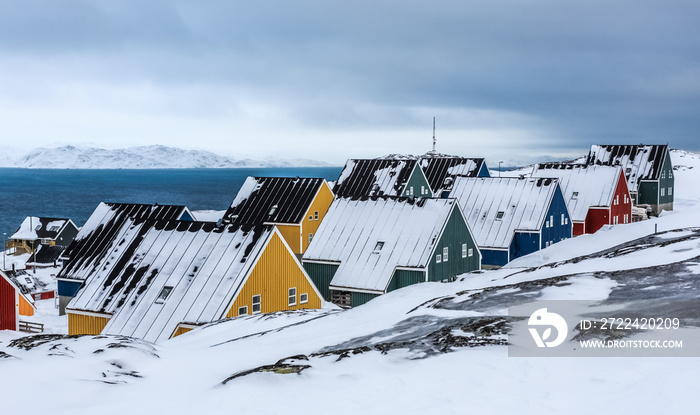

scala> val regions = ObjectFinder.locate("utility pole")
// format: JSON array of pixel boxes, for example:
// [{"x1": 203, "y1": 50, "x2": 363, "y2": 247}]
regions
[
  {"x1": 2, "y1": 233, "x2": 5, "y2": 271},
  {"x1": 432, "y1": 117, "x2": 436, "y2": 152}
]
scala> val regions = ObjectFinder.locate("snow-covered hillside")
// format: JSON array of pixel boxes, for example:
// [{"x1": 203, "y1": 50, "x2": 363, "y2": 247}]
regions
[
  {"x1": 2, "y1": 149, "x2": 700, "y2": 414},
  {"x1": 1, "y1": 145, "x2": 331, "y2": 169}
]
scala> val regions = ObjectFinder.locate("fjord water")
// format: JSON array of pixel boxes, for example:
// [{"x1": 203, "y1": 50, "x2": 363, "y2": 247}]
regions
[{"x1": 0, "y1": 167, "x2": 342, "y2": 238}]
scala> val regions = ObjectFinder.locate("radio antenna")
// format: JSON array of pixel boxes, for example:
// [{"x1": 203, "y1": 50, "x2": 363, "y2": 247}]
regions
[{"x1": 432, "y1": 117, "x2": 436, "y2": 152}]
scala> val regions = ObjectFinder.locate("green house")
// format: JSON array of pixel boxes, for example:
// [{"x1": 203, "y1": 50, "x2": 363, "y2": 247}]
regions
[
  {"x1": 586, "y1": 145, "x2": 674, "y2": 216},
  {"x1": 301, "y1": 196, "x2": 481, "y2": 308}
]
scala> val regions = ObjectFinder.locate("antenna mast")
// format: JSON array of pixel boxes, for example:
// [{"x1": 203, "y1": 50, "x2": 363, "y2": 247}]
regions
[{"x1": 432, "y1": 117, "x2": 436, "y2": 152}]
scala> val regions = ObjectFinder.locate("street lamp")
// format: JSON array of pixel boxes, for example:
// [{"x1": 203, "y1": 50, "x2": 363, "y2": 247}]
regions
[{"x1": 2, "y1": 233, "x2": 5, "y2": 271}]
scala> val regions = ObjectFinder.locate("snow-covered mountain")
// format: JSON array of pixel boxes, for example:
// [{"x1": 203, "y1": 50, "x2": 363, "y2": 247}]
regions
[{"x1": 1, "y1": 145, "x2": 331, "y2": 169}]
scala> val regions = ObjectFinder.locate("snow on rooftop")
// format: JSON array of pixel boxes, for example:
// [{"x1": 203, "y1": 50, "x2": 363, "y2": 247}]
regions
[
  {"x1": 449, "y1": 177, "x2": 558, "y2": 249},
  {"x1": 532, "y1": 164, "x2": 623, "y2": 221},
  {"x1": 303, "y1": 197, "x2": 456, "y2": 293},
  {"x1": 587, "y1": 144, "x2": 668, "y2": 191},
  {"x1": 10, "y1": 216, "x2": 68, "y2": 240},
  {"x1": 333, "y1": 159, "x2": 416, "y2": 198}
]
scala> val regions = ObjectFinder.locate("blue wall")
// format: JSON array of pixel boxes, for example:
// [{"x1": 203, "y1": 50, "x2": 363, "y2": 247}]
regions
[
  {"x1": 510, "y1": 232, "x2": 540, "y2": 261},
  {"x1": 539, "y1": 185, "x2": 572, "y2": 249},
  {"x1": 57, "y1": 280, "x2": 83, "y2": 297},
  {"x1": 481, "y1": 248, "x2": 509, "y2": 267},
  {"x1": 478, "y1": 163, "x2": 490, "y2": 177}
]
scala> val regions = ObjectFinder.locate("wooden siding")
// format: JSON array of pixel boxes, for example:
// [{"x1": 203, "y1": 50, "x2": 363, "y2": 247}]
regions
[
  {"x1": 302, "y1": 262, "x2": 338, "y2": 301},
  {"x1": 539, "y1": 185, "x2": 572, "y2": 249},
  {"x1": 481, "y1": 249, "x2": 509, "y2": 267},
  {"x1": 386, "y1": 269, "x2": 425, "y2": 292},
  {"x1": 638, "y1": 181, "x2": 659, "y2": 206},
  {"x1": 511, "y1": 232, "x2": 540, "y2": 261},
  {"x1": 301, "y1": 182, "x2": 335, "y2": 253},
  {"x1": 277, "y1": 224, "x2": 302, "y2": 254},
  {"x1": 57, "y1": 279, "x2": 83, "y2": 297},
  {"x1": 226, "y1": 233, "x2": 322, "y2": 318},
  {"x1": 18, "y1": 296, "x2": 34, "y2": 316},
  {"x1": 610, "y1": 172, "x2": 632, "y2": 226},
  {"x1": 67, "y1": 312, "x2": 110, "y2": 335},
  {"x1": 573, "y1": 222, "x2": 585, "y2": 236},
  {"x1": 401, "y1": 165, "x2": 432, "y2": 197},
  {"x1": 351, "y1": 292, "x2": 380, "y2": 307},
  {"x1": 477, "y1": 163, "x2": 490, "y2": 177},
  {"x1": 0, "y1": 276, "x2": 16, "y2": 330},
  {"x1": 427, "y1": 206, "x2": 480, "y2": 282},
  {"x1": 172, "y1": 325, "x2": 193, "y2": 338}
]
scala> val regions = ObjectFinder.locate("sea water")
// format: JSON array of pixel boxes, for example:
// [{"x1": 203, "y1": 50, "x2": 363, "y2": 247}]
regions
[{"x1": 0, "y1": 167, "x2": 342, "y2": 238}]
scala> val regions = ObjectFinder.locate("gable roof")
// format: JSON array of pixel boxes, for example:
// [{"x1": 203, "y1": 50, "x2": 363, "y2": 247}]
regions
[
  {"x1": 67, "y1": 219, "x2": 273, "y2": 343},
  {"x1": 0, "y1": 270, "x2": 36, "y2": 312},
  {"x1": 449, "y1": 177, "x2": 559, "y2": 249},
  {"x1": 332, "y1": 158, "x2": 418, "y2": 198},
  {"x1": 10, "y1": 217, "x2": 76, "y2": 241},
  {"x1": 303, "y1": 196, "x2": 457, "y2": 293},
  {"x1": 418, "y1": 154, "x2": 487, "y2": 193},
  {"x1": 585, "y1": 144, "x2": 669, "y2": 190},
  {"x1": 59, "y1": 202, "x2": 193, "y2": 278},
  {"x1": 222, "y1": 177, "x2": 326, "y2": 225},
  {"x1": 27, "y1": 244, "x2": 65, "y2": 265},
  {"x1": 532, "y1": 164, "x2": 623, "y2": 222}
]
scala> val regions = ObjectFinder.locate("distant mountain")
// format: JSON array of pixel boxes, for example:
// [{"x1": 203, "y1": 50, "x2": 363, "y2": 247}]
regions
[{"x1": 0, "y1": 145, "x2": 331, "y2": 169}]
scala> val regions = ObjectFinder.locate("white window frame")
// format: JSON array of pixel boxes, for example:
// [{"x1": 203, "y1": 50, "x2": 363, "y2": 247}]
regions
[
  {"x1": 561, "y1": 214, "x2": 565, "y2": 225},
  {"x1": 288, "y1": 287, "x2": 297, "y2": 306},
  {"x1": 461, "y1": 243, "x2": 467, "y2": 258},
  {"x1": 436, "y1": 254, "x2": 442, "y2": 263},
  {"x1": 661, "y1": 188, "x2": 665, "y2": 197},
  {"x1": 314, "y1": 211, "x2": 319, "y2": 220},
  {"x1": 300, "y1": 293, "x2": 308, "y2": 304},
  {"x1": 309, "y1": 215, "x2": 313, "y2": 221},
  {"x1": 155, "y1": 286, "x2": 173, "y2": 304},
  {"x1": 669, "y1": 187, "x2": 672, "y2": 196},
  {"x1": 468, "y1": 248, "x2": 474, "y2": 257},
  {"x1": 252, "y1": 295, "x2": 261, "y2": 314},
  {"x1": 238, "y1": 306, "x2": 248, "y2": 316},
  {"x1": 443, "y1": 247, "x2": 448, "y2": 262}
]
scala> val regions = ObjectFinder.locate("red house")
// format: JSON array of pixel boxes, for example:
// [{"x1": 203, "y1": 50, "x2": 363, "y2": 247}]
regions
[
  {"x1": 533, "y1": 164, "x2": 632, "y2": 236},
  {"x1": 0, "y1": 271, "x2": 35, "y2": 331}
]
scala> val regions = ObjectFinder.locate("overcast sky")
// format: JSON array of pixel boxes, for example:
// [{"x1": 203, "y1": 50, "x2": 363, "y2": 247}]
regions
[{"x1": 1, "y1": 1, "x2": 698, "y2": 165}]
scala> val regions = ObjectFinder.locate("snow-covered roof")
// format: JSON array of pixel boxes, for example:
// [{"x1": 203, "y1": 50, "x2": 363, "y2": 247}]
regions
[
  {"x1": 26, "y1": 244, "x2": 65, "y2": 265},
  {"x1": 532, "y1": 164, "x2": 622, "y2": 222},
  {"x1": 10, "y1": 216, "x2": 73, "y2": 241},
  {"x1": 67, "y1": 219, "x2": 273, "y2": 343},
  {"x1": 60, "y1": 202, "x2": 192, "y2": 269},
  {"x1": 449, "y1": 177, "x2": 558, "y2": 249},
  {"x1": 303, "y1": 197, "x2": 456, "y2": 293},
  {"x1": 418, "y1": 155, "x2": 486, "y2": 193},
  {"x1": 223, "y1": 177, "x2": 326, "y2": 225},
  {"x1": 332, "y1": 159, "x2": 418, "y2": 198},
  {"x1": 585, "y1": 144, "x2": 669, "y2": 191},
  {"x1": 0, "y1": 270, "x2": 36, "y2": 311}
]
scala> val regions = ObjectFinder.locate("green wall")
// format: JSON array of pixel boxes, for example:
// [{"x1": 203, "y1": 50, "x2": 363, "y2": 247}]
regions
[
  {"x1": 302, "y1": 262, "x2": 338, "y2": 301},
  {"x1": 386, "y1": 269, "x2": 426, "y2": 292},
  {"x1": 427, "y1": 206, "x2": 480, "y2": 281},
  {"x1": 351, "y1": 292, "x2": 380, "y2": 307},
  {"x1": 401, "y1": 165, "x2": 432, "y2": 197}
]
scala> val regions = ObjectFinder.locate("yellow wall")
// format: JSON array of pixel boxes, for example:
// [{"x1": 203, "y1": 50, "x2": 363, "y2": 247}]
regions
[
  {"x1": 171, "y1": 325, "x2": 193, "y2": 338},
  {"x1": 226, "y1": 232, "x2": 322, "y2": 318},
  {"x1": 18, "y1": 296, "x2": 34, "y2": 317},
  {"x1": 277, "y1": 224, "x2": 302, "y2": 254},
  {"x1": 67, "y1": 312, "x2": 110, "y2": 335},
  {"x1": 301, "y1": 182, "x2": 334, "y2": 253}
]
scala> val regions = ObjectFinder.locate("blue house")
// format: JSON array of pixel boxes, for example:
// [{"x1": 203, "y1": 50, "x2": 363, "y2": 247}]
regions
[{"x1": 447, "y1": 177, "x2": 572, "y2": 267}]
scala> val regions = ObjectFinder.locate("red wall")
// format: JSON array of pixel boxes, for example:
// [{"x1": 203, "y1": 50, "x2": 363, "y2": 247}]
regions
[
  {"x1": 573, "y1": 222, "x2": 585, "y2": 236},
  {"x1": 0, "y1": 276, "x2": 16, "y2": 331},
  {"x1": 611, "y1": 171, "x2": 633, "y2": 225},
  {"x1": 586, "y1": 208, "x2": 610, "y2": 234}
]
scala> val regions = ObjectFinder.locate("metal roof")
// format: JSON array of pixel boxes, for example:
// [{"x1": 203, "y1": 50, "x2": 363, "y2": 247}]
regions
[
  {"x1": 302, "y1": 196, "x2": 456, "y2": 293},
  {"x1": 449, "y1": 177, "x2": 559, "y2": 249},
  {"x1": 585, "y1": 144, "x2": 669, "y2": 191},
  {"x1": 67, "y1": 219, "x2": 272, "y2": 343},
  {"x1": 222, "y1": 177, "x2": 326, "y2": 225},
  {"x1": 418, "y1": 155, "x2": 486, "y2": 193},
  {"x1": 532, "y1": 164, "x2": 623, "y2": 222},
  {"x1": 59, "y1": 202, "x2": 192, "y2": 279},
  {"x1": 332, "y1": 159, "x2": 418, "y2": 198}
]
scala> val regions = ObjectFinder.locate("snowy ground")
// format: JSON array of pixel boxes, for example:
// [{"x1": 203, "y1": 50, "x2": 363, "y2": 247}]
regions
[{"x1": 1, "y1": 150, "x2": 700, "y2": 414}]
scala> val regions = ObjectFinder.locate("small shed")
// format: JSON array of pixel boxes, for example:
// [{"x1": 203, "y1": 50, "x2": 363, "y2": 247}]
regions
[
  {"x1": 0, "y1": 270, "x2": 35, "y2": 331},
  {"x1": 222, "y1": 177, "x2": 334, "y2": 254},
  {"x1": 447, "y1": 177, "x2": 572, "y2": 268},
  {"x1": 302, "y1": 196, "x2": 480, "y2": 308},
  {"x1": 586, "y1": 144, "x2": 674, "y2": 215},
  {"x1": 66, "y1": 219, "x2": 322, "y2": 342},
  {"x1": 533, "y1": 164, "x2": 632, "y2": 235}
]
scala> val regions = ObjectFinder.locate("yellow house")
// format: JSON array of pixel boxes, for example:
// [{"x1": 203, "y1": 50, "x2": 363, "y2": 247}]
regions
[
  {"x1": 65, "y1": 219, "x2": 322, "y2": 343},
  {"x1": 222, "y1": 177, "x2": 334, "y2": 254}
]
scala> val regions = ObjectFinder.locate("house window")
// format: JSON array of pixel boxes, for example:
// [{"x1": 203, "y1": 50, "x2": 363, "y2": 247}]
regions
[
  {"x1": 565, "y1": 217, "x2": 569, "y2": 225},
  {"x1": 288, "y1": 287, "x2": 296, "y2": 306},
  {"x1": 374, "y1": 241, "x2": 384, "y2": 252},
  {"x1": 624, "y1": 194, "x2": 628, "y2": 203},
  {"x1": 572, "y1": 192, "x2": 579, "y2": 199},
  {"x1": 545, "y1": 219, "x2": 549, "y2": 229},
  {"x1": 461, "y1": 243, "x2": 467, "y2": 258},
  {"x1": 661, "y1": 188, "x2": 665, "y2": 197},
  {"x1": 495, "y1": 211, "x2": 504, "y2": 220},
  {"x1": 443, "y1": 247, "x2": 448, "y2": 262},
  {"x1": 34, "y1": 224, "x2": 41, "y2": 231},
  {"x1": 550, "y1": 216, "x2": 553, "y2": 227},
  {"x1": 561, "y1": 214, "x2": 565, "y2": 225},
  {"x1": 269, "y1": 204, "x2": 278, "y2": 216},
  {"x1": 238, "y1": 306, "x2": 248, "y2": 316},
  {"x1": 468, "y1": 248, "x2": 474, "y2": 257},
  {"x1": 49, "y1": 225, "x2": 60, "y2": 232},
  {"x1": 669, "y1": 170, "x2": 673, "y2": 178},
  {"x1": 252, "y1": 295, "x2": 261, "y2": 314},
  {"x1": 155, "y1": 286, "x2": 173, "y2": 304},
  {"x1": 300, "y1": 293, "x2": 308, "y2": 304},
  {"x1": 409, "y1": 187, "x2": 414, "y2": 196},
  {"x1": 314, "y1": 211, "x2": 319, "y2": 220},
  {"x1": 309, "y1": 215, "x2": 313, "y2": 221},
  {"x1": 309, "y1": 233, "x2": 313, "y2": 243},
  {"x1": 625, "y1": 167, "x2": 632, "y2": 174},
  {"x1": 661, "y1": 171, "x2": 665, "y2": 179},
  {"x1": 615, "y1": 195, "x2": 619, "y2": 205},
  {"x1": 421, "y1": 185, "x2": 425, "y2": 195},
  {"x1": 669, "y1": 187, "x2": 673, "y2": 196},
  {"x1": 624, "y1": 214, "x2": 629, "y2": 223},
  {"x1": 41, "y1": 238, "x2": 51, "y2": 244},
  {"x1": 436, "y1": 254, "x2": 442, "y2": 263},
  {"x1": 25, "y1": 277, "x2": 32, "y2": 284}
]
